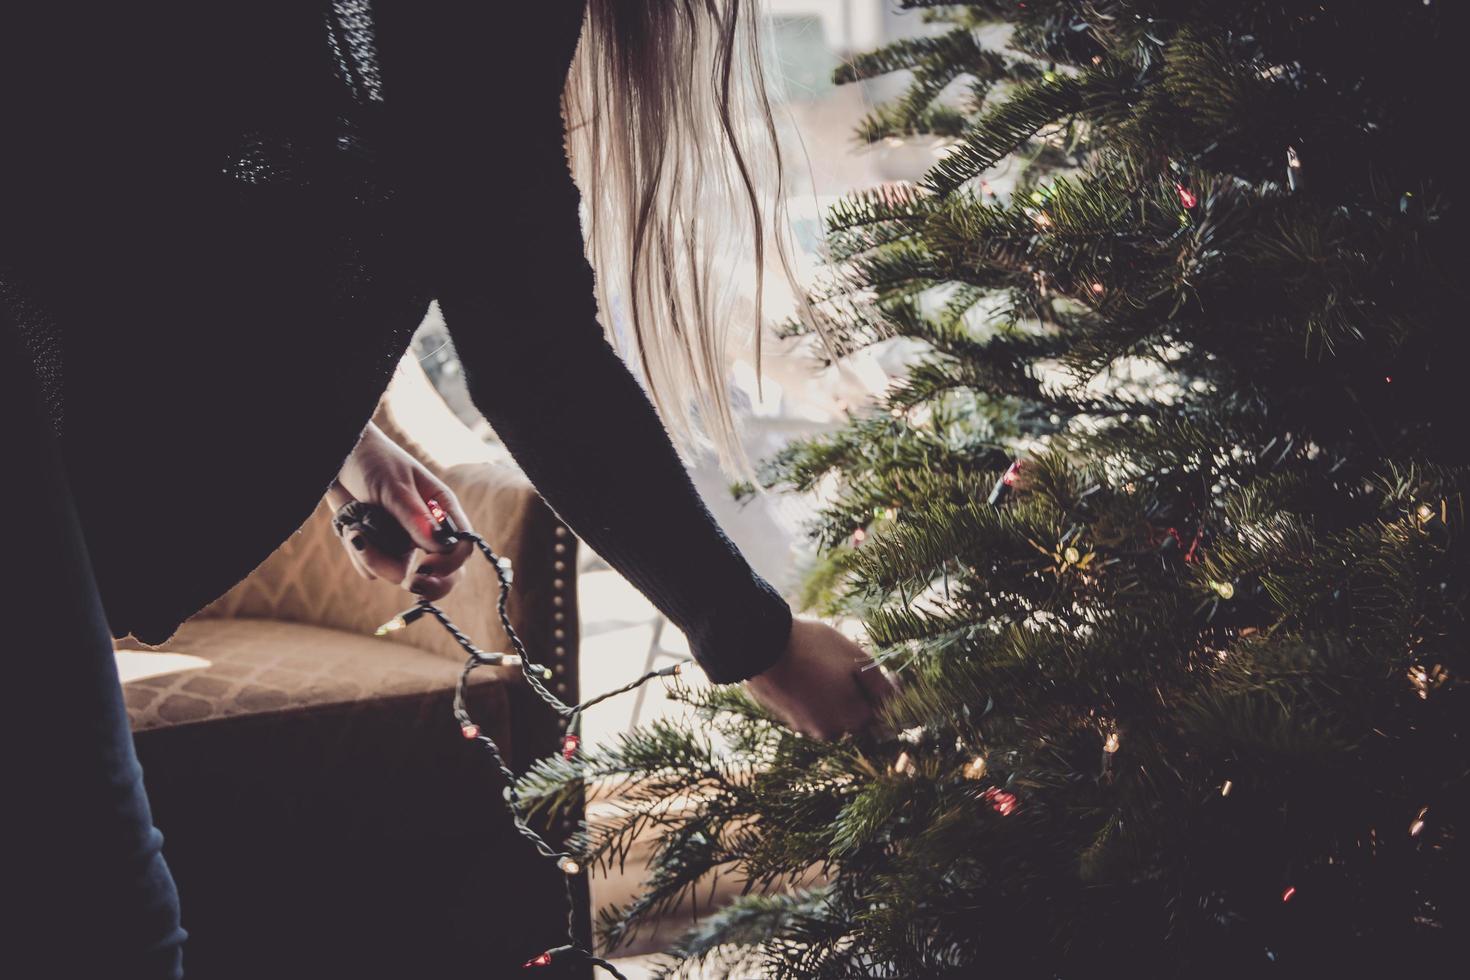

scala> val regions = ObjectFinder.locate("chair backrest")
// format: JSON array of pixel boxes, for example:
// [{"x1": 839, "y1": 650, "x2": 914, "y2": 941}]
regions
[{"x1": 191, "y1": 355, "x2": 530, "y2": 663}]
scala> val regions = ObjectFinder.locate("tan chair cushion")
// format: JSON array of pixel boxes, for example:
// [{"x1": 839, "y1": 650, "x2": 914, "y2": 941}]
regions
[{"x1": 118, "y1": 617, "x2": 518, "y2": 733}]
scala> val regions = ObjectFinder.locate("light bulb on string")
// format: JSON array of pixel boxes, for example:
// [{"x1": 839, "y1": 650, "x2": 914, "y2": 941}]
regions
[
  {"x1": 562, "y1": 733, "x2": 580, "y2": 760},
  {"x1": 1410, "y1": 807, "x2": 1428, "y2": 837},
  {"x1": 1221, "y1": 780, "x2": 1233, "y2": 797},
  {"x1": 962, "y1": 756, "x2": 988, "y2": 780},
  {"x1": 981, "y1": 786, "x2": 1018, "y2": 816},
  {"x1": 988, "y1": 459, "x2": 1024, "y2": 505},
  {"x1": 1286, "y1": 145, "x2": 1302, "y2": 191},
  {"x1": 373, "y1": 604, "x2": 427, "y2": 637},
  {"x1": 1408, "y1": 663, "x2": 1449, "y2": 699},
  {"x1": 377, "y1": 508, "x2": 693, "y2": 977},
  {"x1": 1175, "y1": 183, "x2": 1198, "y2": 209}
]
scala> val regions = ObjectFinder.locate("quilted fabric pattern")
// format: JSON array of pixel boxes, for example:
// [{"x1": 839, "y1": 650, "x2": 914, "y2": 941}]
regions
[{"x1": 119, "y1": 618, "x2": 516, "y2": 733}]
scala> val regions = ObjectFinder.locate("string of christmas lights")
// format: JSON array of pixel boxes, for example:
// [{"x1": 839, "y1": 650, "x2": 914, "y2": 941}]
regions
[{"x1": 358, "y1": 501, "x2": 689, "y2": 976}]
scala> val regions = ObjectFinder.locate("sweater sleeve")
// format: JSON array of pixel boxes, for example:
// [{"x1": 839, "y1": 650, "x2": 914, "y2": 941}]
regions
[{"x1": 430, "y1": 113, "x2": 793, "y2": 686}]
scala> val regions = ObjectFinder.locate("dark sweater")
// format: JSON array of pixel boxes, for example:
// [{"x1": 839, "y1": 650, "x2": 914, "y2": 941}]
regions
[{"x1": 0, "y1": 0, "x2": 791, "y2": 685}]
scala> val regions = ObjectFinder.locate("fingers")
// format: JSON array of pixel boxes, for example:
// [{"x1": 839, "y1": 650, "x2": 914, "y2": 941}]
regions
[
  {"x1": 405, "y1": 566, "x2": 464, "y2": 602},
  {"x1": 355, "y1": 537, "x2": 413, "y2": 588},
  {"x1": 379, "y1": 483, "x2": 452, "y2": 556},
  {"x1": 327, "y1": 481, "x2": 374, "y2": 580},
  {"x1": 794, "y1": 681, "x2": 880, "y2": 742},
  {"x1": 743, "y1": 619, "x2": 902, "y2": 741},
  {"x1": 413, "y1": 542, "x2": 472, "y2": 581},
  {"x1": 413, "y1": 470, "x2": 474, "y2": 535},
  {"x1": 329, "y1": 479, "x2": 413, "y2": 584},
  {"x1": 328, "y1": 476, "x2": 470, "y2": 597},
  {"x1": 413, "y1": 472, "x2": 476, "y2": 572},
  {"x1": 852, "y1": 663, "x2": 901, "y2": 741},
  {"x1": 856, "y1": 659, "x2": 900, "y2": 710},
  {"x1": 811, "y1": 663, "x2": 898, "y2": 741}
]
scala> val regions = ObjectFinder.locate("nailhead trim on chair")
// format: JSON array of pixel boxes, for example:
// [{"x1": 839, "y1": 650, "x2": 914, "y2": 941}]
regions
[
  {"x1": 550, "y1": 520, "x2": 579, "y2": 837},
  {"x1": 552, "y1": 522, "x2": 572, "y2": 702}
]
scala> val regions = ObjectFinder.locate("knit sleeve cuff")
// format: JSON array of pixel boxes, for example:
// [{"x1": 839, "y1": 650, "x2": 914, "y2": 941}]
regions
[{"x1": 684, "y1": 574, "x2": 794, "y2": 685}]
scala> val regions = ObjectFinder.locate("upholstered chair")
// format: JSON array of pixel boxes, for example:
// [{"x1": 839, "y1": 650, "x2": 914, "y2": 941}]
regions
[{"x1": 113, "y1": 355, "x2": 591, "y2": 979}]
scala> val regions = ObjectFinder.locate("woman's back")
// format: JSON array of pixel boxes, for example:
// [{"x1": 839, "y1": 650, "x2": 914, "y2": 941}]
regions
[{"x1": 1, "y1": 1, "x2": 589, "y2": 643}]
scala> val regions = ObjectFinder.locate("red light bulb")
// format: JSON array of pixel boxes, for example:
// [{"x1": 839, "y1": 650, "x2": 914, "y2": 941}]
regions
[
  {"x1": 1281, "y1": 886, "x2": 1296, "y2": 903},
  {"x1": 982, "y1": 787, "x2": 1018, "y2": 816},
  {"x1": 562, "y1": 733, "x2": 580, "y2": 760},
  {"x1": 461, "y1": 724, "x2": 480, "y2": 740},
  {"x1": 428, "y1": 499, "x2": 447, "y2": 523},
  {"x1": 1002, "y1": 460, "x2": 1023, "y2": 486},
  {"x1": 523, "y1": 951, "x2": 554, "y2": 968},
  {"x1": 1176, "y1": 183, "x2": 1198, "y2": 209}
]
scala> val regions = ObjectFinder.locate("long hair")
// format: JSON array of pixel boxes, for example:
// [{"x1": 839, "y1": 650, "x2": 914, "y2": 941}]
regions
[{"x1": 565, "y1": 0, "x2": 820, "y2": 477}]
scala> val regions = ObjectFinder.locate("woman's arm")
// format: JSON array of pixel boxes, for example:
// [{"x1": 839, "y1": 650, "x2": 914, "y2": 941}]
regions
[
  {"x1": 431, "y1": 137, "x2": 899, "y2": 736},
  {"x1": 382, "y1": 2, "x2": 898, "y2": 726},
  {"x1": 372, "y1": 0, "x2": 794, "y2": 682},
  {"x1": 433, "y1": 149, "x2": 791, "y2": 684}
]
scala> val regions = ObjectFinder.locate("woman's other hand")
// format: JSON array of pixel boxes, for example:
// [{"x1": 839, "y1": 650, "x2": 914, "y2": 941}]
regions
[
  {"x1": 743, "y1": 619, "x2": 899, "y2": 740},
  {"x1": 326, "y1": 422, "x2": 475, "y2": 601}
]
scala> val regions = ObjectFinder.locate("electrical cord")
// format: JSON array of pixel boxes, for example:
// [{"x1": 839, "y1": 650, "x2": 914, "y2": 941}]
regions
[{"x1": 343, "y1": 500, "x2": 688, "y2": 975}]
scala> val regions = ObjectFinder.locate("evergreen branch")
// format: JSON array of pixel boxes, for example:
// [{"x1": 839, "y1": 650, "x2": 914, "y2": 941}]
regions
[{"x1": 923, "y1": 75, "x2": 1083, "y2": 193}]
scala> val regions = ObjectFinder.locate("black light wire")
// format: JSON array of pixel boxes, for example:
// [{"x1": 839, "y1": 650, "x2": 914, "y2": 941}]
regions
[{"x1": 379, "y1": 526, "x2": 688, "y2": 976}]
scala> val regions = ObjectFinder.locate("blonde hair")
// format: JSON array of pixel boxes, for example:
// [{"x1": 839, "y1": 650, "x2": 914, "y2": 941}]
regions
[{"x1": 564, "y1": 0, "x2": 819, "y2": 477}]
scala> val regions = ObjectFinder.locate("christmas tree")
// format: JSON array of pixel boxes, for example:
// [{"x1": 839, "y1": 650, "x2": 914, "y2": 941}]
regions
[{"x1": 519, "y1": 2, "x2": 1468, "y2": 975}]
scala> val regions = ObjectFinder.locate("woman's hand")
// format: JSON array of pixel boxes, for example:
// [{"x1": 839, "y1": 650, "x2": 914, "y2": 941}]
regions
[
  {"x1": 743, "y1": 618, "x2": 900, "y2": 740},
  {"x1": 326, "y1": 422, "x2": 475, "y2": 601}
]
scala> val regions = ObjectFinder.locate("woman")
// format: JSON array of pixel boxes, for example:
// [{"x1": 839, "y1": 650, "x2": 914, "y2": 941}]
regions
[{"x1": 1, "y1": 1, "x2": 894, "y2": 975}]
